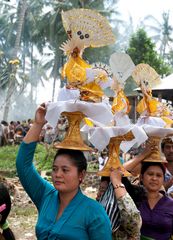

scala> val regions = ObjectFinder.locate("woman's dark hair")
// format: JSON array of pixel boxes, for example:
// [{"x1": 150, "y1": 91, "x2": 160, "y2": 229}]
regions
[
  {"x1": 141, "y1": 162, "x2": 166, "y2": 176},
  {"x1": 100, "y1": 176, "x2": 110, "y2": 184},
  {"x1": 1, "y1": 121, "x2": 8, "y2": 126},
  {"x1": 54, "y1": 148, "x2": 87, "y2": 172},
  {"x1": 0, "y1": 183, "x2": 15, "y2": 240},
  {"x1": 0, "y1": 184, "x2": 11, "y2": 225}
]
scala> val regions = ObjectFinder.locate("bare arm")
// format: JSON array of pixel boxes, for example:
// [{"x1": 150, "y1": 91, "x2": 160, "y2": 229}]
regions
[
  {"x1": 110, "y1": 168, "x2": 142, "y2": 239},
  {"x1": 23, "y1": 103, "x2": 47, "y2": 143},
  {"x1": 123, "y1": 146, "x2": 152, "y2": 176},
  {"x1": 110, "y1": 168, "x2": 126, "y2": 199}
]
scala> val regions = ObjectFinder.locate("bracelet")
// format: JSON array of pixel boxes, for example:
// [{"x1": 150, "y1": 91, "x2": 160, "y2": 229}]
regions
[
  {"x1": 1, "y1": 220, "x2": 9, "y2": 230},
  {"x1": 113, "y1": 184, "x2": 125, "y2": 189}
]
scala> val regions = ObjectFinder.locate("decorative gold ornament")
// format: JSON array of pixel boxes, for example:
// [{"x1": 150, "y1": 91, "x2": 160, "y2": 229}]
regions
[
  {"x1": 54, "y1": 111, "x2": 92, "y2": 151},
  {"x1": 132, "y1": 63, "x2": 173, "y2": 127},
  {"x1": 109, "y1": 53, "x2": 135, "y2": 117},
  {"x1": 132, "y1": 64, "x2": 161, "y2": 116},
  {"x1": 143, "y1": 136, "x2": 167, "y2": 163},
  {"x1": 60, "y1": 8, "x2": 115, "y2": 101},
  {"x1": 112, "y1": 88, "x2": 131, "y2": 114},
  {"x1": 98, "y1": 131, "x2": 134, "y2": 177},
  {"x1": 61, "y1": 9, "x2": 115, "y2": 49}
]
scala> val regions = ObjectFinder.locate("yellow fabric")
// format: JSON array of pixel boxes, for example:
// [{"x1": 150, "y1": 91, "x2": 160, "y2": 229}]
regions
[
  {"x1": 161, "y1": 117, "x2": 173, "y2": 128},
  {"x1": 112, "y1": 90, "x2": 131, "y2": 114},
  {"x1": 62, "y1": 56, "x2": 91, "y2": 85},
  {"x1": 80, "y1": 82, "x2": 104, "y2": 97},
  {"x1": 137, "y1": 92, "x2": 173, "y2": 128},
  {"x1": 84, "y1": 118, "x2": 94, "y2": 127},
  {"x1": 136, "y1": 95, "x2": 160, "y2": 115}
]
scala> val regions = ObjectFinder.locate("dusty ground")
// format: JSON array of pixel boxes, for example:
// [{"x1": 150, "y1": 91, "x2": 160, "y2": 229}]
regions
[{"x1": 3, "y1": 177, "x2": 97, "y2": 240}]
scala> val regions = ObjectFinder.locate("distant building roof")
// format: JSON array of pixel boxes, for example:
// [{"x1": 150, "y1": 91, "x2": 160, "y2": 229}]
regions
[
  {"x1": 152, "y1": 73, "x2": 173, "y2": 90},
  {"x1": 133, "y1": 73, "x2": 173, "y2": 101}
]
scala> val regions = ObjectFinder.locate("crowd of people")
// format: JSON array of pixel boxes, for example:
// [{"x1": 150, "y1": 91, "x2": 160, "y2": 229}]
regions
[
  {"x1": 0, "y1": 116, "x2": 69, "y2": 147},
  {"x1": 1, "y1": 104, "x2": 173, "y2": 239},
  {"x1": 0, "y1": 120, "x2": 32, "y2": 146},
  {"x1": 13, "y1": 104, "x2": 173, "y2": 239}
]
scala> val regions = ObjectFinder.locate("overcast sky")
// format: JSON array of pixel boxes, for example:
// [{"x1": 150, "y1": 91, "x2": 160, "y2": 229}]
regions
[{"x1": 118, "y1": 0, "x2": 173, "y2": 27}]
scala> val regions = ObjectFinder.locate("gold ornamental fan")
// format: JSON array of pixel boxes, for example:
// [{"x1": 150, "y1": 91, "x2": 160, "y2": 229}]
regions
[
  {"x1": 132, "y1": 63, "x2": 160, "y2": 91},
  {"x1": 98, "y1": 131, "x2": 134, "y2": 177},
  {"x1": 61, "y1": 8, "x2": 115, "y2": 49},
  {"x1": 54, "y1": 111, "x2": 92, "y2": 151}
]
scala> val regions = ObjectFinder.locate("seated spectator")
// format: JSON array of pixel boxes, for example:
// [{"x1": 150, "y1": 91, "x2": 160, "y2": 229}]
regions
[
  {"x1": 98, "y1": 150, "x2": 108, "y2": 170},
  {"x1": 0, "y1": 123, "x2": 3, "y2": 146},
  {"x1": 1, "y1": 121, "x2": 9, "y2": 146},
  {"x1": 44, "y1": 123, "x2": 55, "y2": 145},
  {"x1": 14, "y1": 126, "x2": 25, "y2": 144},
  {"x1": 8, "y1": 122, "x2": 15, "y2": 145},
  {"x1": 57, "y1": 116, "x2": 68, "y2": 142}
]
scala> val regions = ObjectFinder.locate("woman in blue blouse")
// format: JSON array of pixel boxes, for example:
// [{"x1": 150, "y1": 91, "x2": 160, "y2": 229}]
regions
[{"x1": 16, "y1": 103, "x2": 112, "y2": 240}]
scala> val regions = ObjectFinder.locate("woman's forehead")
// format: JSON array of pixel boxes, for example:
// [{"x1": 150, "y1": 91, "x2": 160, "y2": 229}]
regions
[
  {"x1": 145, "y1": 165, "x2": 163, "y2": 172},
  {"x1": 54, "y1": 155, "x2": 74, "y2": 165}
]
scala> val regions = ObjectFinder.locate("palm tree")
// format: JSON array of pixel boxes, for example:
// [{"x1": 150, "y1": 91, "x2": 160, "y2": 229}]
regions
[
  {"x1": 142, "y1": 12, "x2": 173, "y2": 59},
  {"x1": 3, "y1": 0, "x2": 28, "y2": 121}
]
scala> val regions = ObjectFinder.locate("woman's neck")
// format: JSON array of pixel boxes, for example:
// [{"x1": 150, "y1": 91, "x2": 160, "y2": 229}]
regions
[
  {"x1": 57, "y1": 188, "x2": 79, "y2": 220},
  {"x1": 147, "y1": 191, "x2": 163, "y2": 209},
  {"x1": 147, "y1": 190, "x2": 163, "y2": 199},
  {"x1": 59, "y1": 188, "x2": 79, "y2": 207}
]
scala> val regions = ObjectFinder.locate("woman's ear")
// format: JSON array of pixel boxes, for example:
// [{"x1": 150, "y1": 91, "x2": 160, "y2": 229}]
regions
[
  {"x1": 79, "y1": 170, "x2": 86, "y2": 183},
  {"x1": 139, "y1": 174, "x2": 143, "y2": 185}
]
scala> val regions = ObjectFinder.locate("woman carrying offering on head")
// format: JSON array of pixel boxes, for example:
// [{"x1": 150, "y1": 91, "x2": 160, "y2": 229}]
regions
[
  {"x1": 123, "y1": 143, "x2": 173, "y2": 240},
  {"x1": 16, "y1": 103, "x2": 112, "y2": 240}
]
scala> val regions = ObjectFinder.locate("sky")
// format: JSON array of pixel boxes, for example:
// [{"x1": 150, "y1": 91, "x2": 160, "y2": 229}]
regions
[
  {"x1": 118, "y1": 0, "x2": 173, "y2": 25},
  {"x1": 37, "y1": 0, "x2": 173, "y2": 104}
]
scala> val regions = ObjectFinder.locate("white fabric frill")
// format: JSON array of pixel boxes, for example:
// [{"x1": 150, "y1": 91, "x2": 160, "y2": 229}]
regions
[
  {"x1": 57, "y1": 87, "x2": 80, "y2": 101},
  {"x1": 45, "y1": 89, "x2": 113, "y2": 128},
  {"x1": 136, "y1": 116, "x2": 166, "y2": 128},
  {"x1": 113, "y1": 112, "x2": 131, "y2": 126},
  {"x1": 87, "y1": 125, "x2": 148, "y2": 152},
  {"x1": 141, "y1": 124, "x2": 173, "y2": 138}
]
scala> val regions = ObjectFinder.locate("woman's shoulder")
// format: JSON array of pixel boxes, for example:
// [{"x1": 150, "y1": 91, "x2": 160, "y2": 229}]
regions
[
  {"x1": 163, "y1": 195, "x2": 173, "y2": 204},
  {"x1": 80, "y1": 194, "x2": 111, "y2": 225},
  {"x1": 158, "y1": 195, "x2": 173, "y2": 212},
  {"x1": 81, "y1": 193, "x2": 107, "y2": 211}
]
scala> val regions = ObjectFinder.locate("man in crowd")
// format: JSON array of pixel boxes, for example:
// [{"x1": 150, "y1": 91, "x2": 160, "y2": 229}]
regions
[{"x1": 161, "y1": 137, "x2": 173, "y2": 196}]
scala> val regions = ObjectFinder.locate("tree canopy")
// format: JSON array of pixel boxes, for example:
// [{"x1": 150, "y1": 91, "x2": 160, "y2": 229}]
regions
[{"x1": 126, "y1": 28, "x2": 172, "y2": 76}]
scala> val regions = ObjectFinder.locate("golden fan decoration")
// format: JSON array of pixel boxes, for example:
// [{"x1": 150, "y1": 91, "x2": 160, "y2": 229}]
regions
[
  {"x1": 60, "y1": 8, "x2": 115, "y2": 100},
  {"x1": 61, "y1": 8, "x2": 115, "y2": 49},
  {"x1": 132, "y1": 63, "x2": 161, "y2": 91},
  {"x1": 132, "y1": 64, "x2": 160, "y2": 115}
]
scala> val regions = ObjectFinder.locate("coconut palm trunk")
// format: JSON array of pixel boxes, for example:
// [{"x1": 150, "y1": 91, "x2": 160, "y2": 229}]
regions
[{"x1": 3, "y1": 0, "x2": 27, "y2": 121}]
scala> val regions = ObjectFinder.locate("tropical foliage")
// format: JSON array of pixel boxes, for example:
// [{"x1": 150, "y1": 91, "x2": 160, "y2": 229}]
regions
[
  {"x1": 126, "y1": 28, "x2": 172, "y2": 76},
  {"x1": 0, "y1": 0, "x2": 172, "y2": 121}
]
